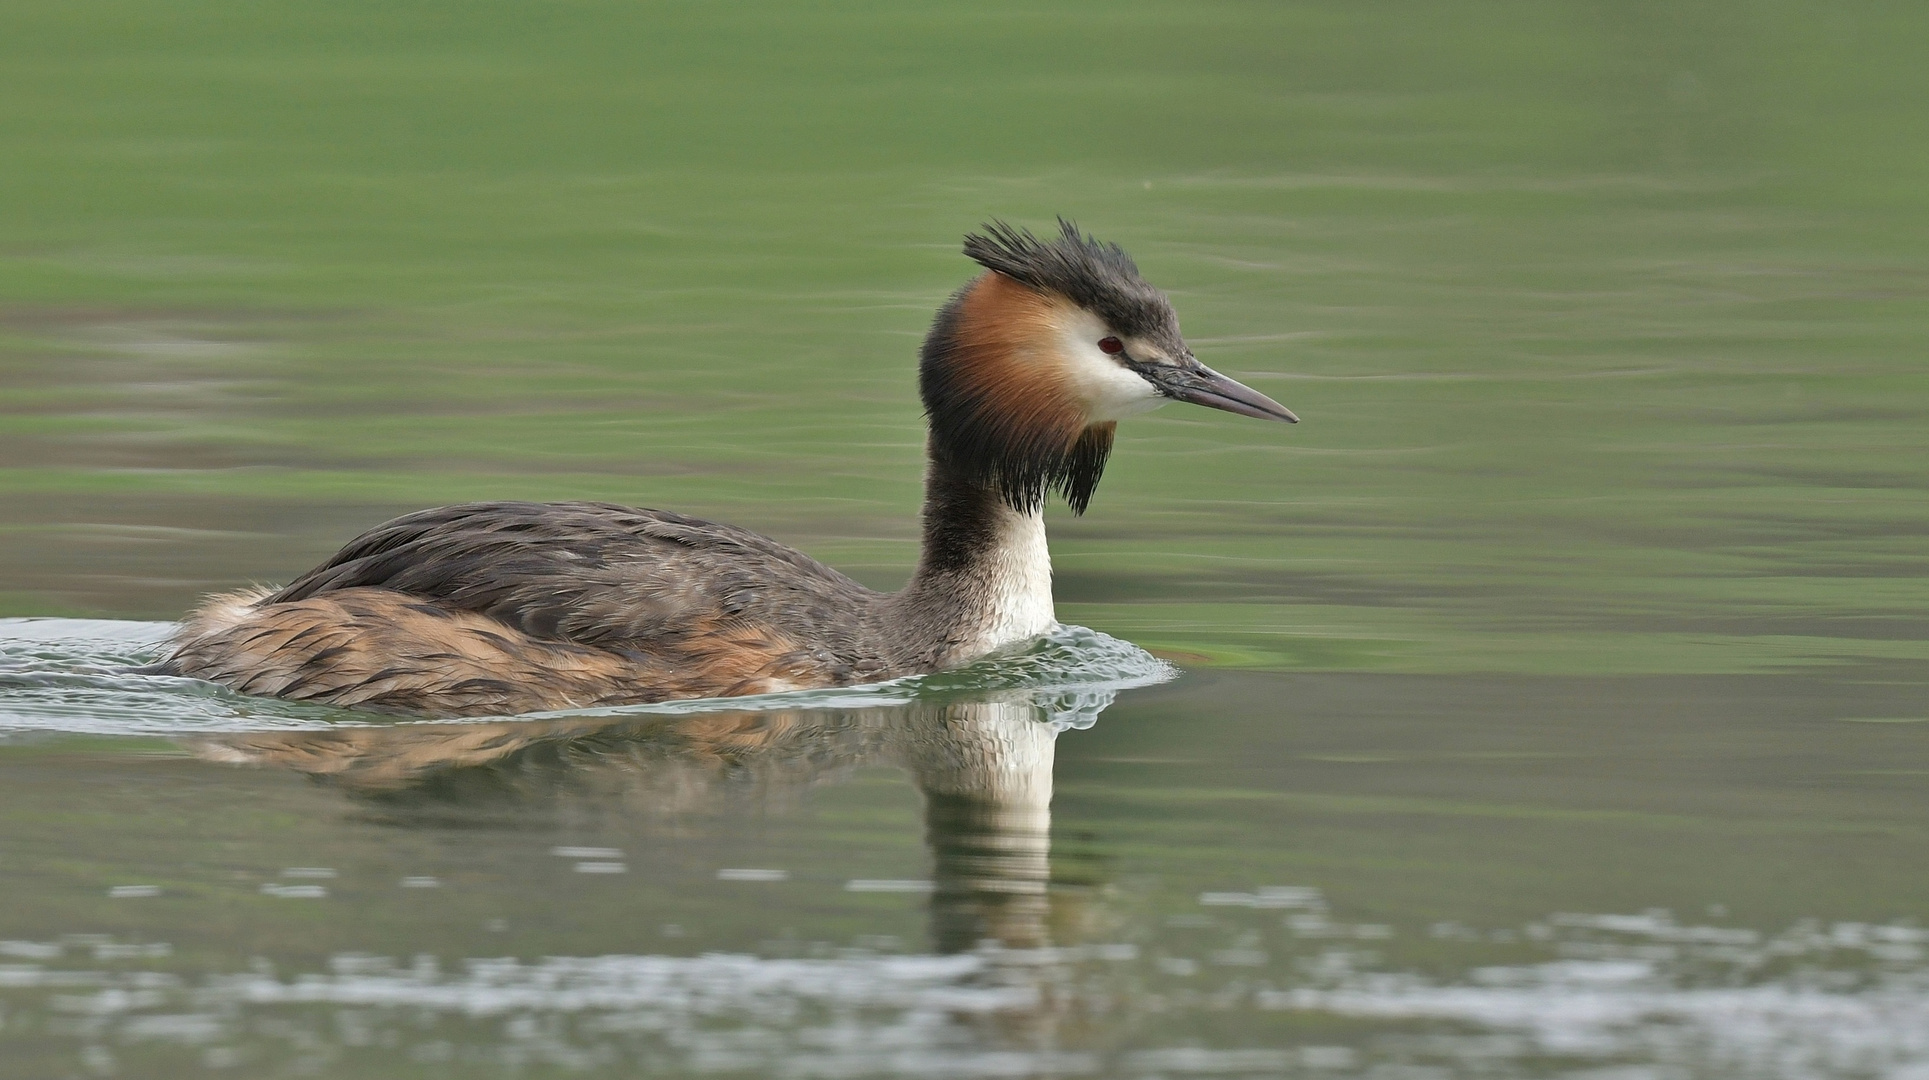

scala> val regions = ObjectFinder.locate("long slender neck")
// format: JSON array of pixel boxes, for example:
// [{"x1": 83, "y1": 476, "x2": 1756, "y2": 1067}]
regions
[{"x1": 888, "y1": 446, "x2": 1056, "y2": 668}]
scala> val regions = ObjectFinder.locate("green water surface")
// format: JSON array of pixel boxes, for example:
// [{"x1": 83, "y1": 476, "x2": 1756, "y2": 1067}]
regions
[
  {"x1": 4, "y1": 0, "x2": 1925, "y2": 675},
  {"x1": 1, "y1": 1, "x2": 1926, "y2": 1076}
]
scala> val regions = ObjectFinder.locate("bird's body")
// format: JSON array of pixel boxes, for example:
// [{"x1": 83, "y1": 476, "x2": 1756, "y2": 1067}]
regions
[
  {"x1": 157, "y1": 222, "x2": 1295, "y2": 716},
  {"x1": 167, "y1": 491, "x2": 1051, "y2": 715}
]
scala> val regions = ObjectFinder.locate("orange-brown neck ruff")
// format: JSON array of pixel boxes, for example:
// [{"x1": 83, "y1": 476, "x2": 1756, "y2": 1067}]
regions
[{"x1": 919, "y1": 272, "x2": 1116, "y2": 514}]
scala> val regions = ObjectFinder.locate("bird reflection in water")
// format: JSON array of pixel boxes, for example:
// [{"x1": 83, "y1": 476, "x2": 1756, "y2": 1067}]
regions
[{"x1": 189, "y1": 691, "x2": 1100, "y2": 954}]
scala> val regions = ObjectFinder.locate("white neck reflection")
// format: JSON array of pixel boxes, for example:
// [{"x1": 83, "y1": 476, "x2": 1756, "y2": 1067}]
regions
[{"x1": 191, "y1": 692, "x2": 1099, "y2": 953}]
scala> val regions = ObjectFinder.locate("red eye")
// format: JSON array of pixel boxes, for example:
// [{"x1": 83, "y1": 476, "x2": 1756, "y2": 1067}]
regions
[{"x1": 1097, "y1": 336, "x2": 1124, "y2": 355}]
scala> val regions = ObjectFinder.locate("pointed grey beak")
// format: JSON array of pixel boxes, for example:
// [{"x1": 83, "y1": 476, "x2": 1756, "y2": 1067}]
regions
[{"x1": 1150, "y1": 362, "x2": 1299, "y2": 423}]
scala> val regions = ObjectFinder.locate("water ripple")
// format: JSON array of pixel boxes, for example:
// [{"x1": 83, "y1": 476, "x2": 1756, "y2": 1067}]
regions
[
  {"x1": 0, "y1": 618, "x2": 1174, "y2": 736},
  {"x1": 7, "y1": 901, "x2": 1929, "y2": 1079}
]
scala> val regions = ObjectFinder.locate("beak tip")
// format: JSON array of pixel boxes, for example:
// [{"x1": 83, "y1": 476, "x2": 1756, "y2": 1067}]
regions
[{"x1": 1160, "y1": 363, "x2": 1300, "y2": 426}]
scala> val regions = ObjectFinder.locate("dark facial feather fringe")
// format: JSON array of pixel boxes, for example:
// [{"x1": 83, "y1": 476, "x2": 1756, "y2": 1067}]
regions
[
  {"x1": 919, "y1": 218, "x2": 1192, "y2": 515},
  {"x1": 918, "y1": 286, "x2": 1118, "y2": 515}
]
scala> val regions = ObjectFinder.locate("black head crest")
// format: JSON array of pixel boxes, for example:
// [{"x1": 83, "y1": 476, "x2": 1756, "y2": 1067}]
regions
[{"x1": 962, "y1": 218, "x2": 1176, "y2": 339}]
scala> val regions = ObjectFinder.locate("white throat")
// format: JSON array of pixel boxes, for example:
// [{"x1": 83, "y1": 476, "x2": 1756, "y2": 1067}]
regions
[{"x1": 966, "y1": 503, "x2": 1057, "y2": 652}]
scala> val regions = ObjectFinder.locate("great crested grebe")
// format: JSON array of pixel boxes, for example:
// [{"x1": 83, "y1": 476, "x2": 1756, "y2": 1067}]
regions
[{"x1": 156, "y1": 220, "x2": 1297, "y2": 716}]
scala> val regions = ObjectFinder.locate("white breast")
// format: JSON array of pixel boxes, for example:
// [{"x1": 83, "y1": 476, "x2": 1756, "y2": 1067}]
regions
[{"x1": 967, "y1": 505, "x2": 1058, "y2": 652}]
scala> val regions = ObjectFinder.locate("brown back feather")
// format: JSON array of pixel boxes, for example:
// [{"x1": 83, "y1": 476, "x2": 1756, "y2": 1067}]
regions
[{"x1": 166, "y1": 586, "x2": 851, "y2": 716}]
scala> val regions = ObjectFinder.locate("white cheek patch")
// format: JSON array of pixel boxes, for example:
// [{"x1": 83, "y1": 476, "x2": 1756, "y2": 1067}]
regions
[{"x1": 1051, "y1": 309, "x2": 1167, "y2": 423}]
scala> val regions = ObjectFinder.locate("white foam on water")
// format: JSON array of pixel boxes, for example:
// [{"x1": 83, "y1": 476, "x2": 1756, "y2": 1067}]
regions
[
  {"x1": 5, "y1": 905, "x2": 1927, "y2": 1079},
  {"x1": 0, "y1": 618, "x2": 1175, "y2": 736}
]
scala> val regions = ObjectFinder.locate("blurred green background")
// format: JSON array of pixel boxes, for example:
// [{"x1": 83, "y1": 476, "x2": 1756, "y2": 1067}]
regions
[{"x1": 3, "y1": 0, "x2": 1926, "y2": 675}]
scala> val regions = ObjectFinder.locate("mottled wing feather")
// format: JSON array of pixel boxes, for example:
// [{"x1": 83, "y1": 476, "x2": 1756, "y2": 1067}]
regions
[
  {"x1": 266, "y1": 502, "x2": 878, "y2": 656},
  {"x1": 166, "y1": 586, "x2": 844, "y2": 716}
]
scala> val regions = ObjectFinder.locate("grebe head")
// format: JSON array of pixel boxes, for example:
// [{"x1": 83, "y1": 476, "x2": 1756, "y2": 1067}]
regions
[{"x1": 920, "y1": 218, "x2": 1297, "y2": 514}]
